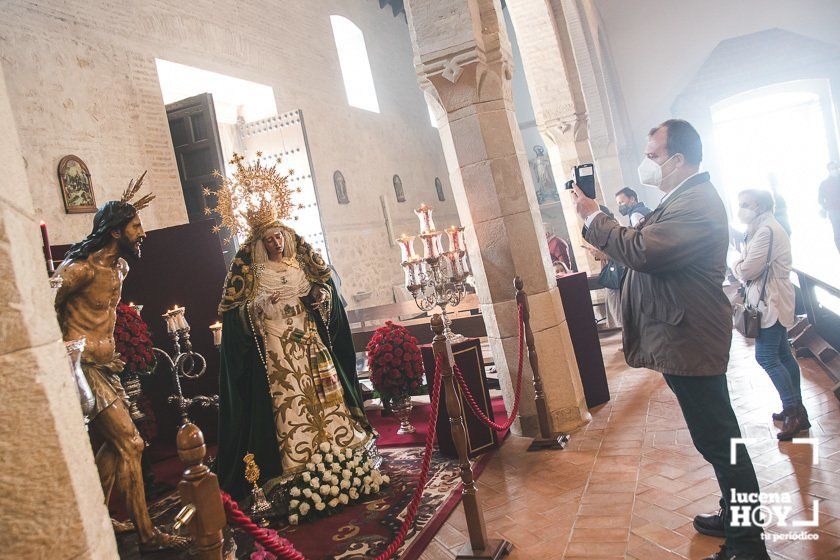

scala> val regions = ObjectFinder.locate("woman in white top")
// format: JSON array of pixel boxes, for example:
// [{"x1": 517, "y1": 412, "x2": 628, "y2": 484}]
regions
[{"x1": 732, "y1": 189, "x2": 809, "y2": 441}]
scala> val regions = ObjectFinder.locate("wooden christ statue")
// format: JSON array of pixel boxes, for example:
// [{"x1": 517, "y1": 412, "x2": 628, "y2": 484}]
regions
[{"x1": 53, "y1": 173, "x2": 190, "y2": 553}]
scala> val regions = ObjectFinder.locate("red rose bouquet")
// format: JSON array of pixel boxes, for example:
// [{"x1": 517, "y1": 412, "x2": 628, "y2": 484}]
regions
[
  {"x1": 365, "y1": 321, "x2": 425, "y2": 400},
  {"x1": 114, "y1": 302, "x2": 157, "y2": 376}
]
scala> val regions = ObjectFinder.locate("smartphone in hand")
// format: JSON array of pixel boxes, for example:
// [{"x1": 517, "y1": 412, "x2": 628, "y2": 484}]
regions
[
  {"x1": 574, "y1": 164, "x2": 596, "y2": 199},
  {"x1": 563, "y1": 163, "x2": 597, "y2": 199}
]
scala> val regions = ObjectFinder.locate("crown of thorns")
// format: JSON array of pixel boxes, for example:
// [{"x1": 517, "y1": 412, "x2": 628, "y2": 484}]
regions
[{"x1": 120, "y1": 171, "x2": 155, "y2": 210}]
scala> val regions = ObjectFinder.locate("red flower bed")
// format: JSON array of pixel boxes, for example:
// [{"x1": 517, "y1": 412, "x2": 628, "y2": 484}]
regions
[
  {"x1": 114, "y1": 302, "x2": 157, "y2": 376},
  {"x1": 365, "y1": 321, "x2": 425, "y2": 400}
]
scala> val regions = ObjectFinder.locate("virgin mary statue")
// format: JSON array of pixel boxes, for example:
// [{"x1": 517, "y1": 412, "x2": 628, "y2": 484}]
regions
[{"x1": 211, "y1": 154, "x2": 374, "y2": 500}]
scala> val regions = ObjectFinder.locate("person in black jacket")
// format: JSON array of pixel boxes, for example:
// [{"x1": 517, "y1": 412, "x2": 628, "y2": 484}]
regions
[
  {"x1": 573, "y1": 120, "x2": 768, "y2": 560},
  {"x1": 615, "y1": 186, "x2": 653, "y2": 227}
]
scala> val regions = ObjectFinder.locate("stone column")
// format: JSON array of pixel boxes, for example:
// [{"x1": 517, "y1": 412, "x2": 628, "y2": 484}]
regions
[
  {"x1": 0, "y1": 65, "x2": 118, "y2": 557},
  {"x1": 405, "y1": 0, "x2": 590, "y2": 435},
  {"x1": 506, "y1": 0, "x2": 627, "y2": 274}
]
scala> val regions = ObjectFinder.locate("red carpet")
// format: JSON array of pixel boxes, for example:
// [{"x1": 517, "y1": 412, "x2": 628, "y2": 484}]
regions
[
  {"x1": 115, "y1": 397, "x2": 512, "y2": 558},
  {"x1": 372, "y1": 396, "x2": 508, "y2": 447}
]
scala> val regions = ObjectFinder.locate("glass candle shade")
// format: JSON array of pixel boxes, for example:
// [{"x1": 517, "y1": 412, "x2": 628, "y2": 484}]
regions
[
  {"x1": 173, "y1": 307, "x2": 189, "y2": 331},
  {"x1": 163, "y1": 310, "x2": 177, "y2": 334},
  {"x1": 445, "y1": 226, "x2": 465, "y2": 253},
  {"x1": 414, "y1": 204, "x2": 436, "y2": 234},
  {"x1": 420, "y1": 233, "x2": 441, "y2": 260},
  {"x1": 459, "y1": 252, "x2": 472, "y2": 276},
  {"x1": 210, "y1": 321, "x2": 223, "y2": 347},
  {"x1": 396, "y1": 234, "x2": 416, "y2": 262},
  {"x1": 444, "y1": 251, "x2": 461, "y2": 280},
  {"x1": 402, "y1": 259, "x2": 422, "y2": 290},
  {"x1": 433, "y1": 232, "x2": 445, "y2": 258}
]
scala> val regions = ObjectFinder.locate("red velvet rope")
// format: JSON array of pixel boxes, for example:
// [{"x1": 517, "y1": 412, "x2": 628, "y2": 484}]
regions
[
  {"x1": 221, "y1": 491, "x2": 305, "y2": 560},
  {"x1": 453, "y1": 303, "x2": 525, "y2": 432},
  {"x1": 220, "y1": 352, "x2": 445, "y2": 560},
  {"x1": 372, "y1": 352, "x2": 443, "y2": 560}
]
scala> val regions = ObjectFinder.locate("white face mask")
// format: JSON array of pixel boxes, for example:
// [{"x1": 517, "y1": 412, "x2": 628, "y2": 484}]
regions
[
  {"x1": 738, "y1": 207, "x2": 758, "y2": 224},
  {"x1": 637, "y1": 154, "x2": 678, "y2": 189}
]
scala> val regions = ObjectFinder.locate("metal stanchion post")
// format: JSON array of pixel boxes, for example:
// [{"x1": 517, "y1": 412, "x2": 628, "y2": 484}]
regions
[
  {"x1": 431, "y1": 315, "x2": 512, "y2": 560},
  {"x1": 513, "y1": 277, "x2": 570, "y2": 452}
]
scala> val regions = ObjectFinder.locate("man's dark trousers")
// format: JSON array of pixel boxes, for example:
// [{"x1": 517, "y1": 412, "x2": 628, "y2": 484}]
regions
[{"x1": 664, "y1": 373, "x2": 768, "y2": 555}]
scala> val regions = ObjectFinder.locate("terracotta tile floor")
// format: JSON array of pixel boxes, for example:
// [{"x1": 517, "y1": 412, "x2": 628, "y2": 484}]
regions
[{"x1": 419, "y1": 332, "x2": 840, "y2": 559}]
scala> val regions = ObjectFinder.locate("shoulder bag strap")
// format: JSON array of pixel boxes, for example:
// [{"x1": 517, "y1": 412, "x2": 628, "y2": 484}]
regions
[{"x1": 756, "y1": 226, "x2": 774, "y2": 305}]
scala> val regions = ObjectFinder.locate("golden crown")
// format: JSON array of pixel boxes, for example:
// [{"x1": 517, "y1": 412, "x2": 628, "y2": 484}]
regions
[{"x1": 204, "y1": 152, "x2": 302, "y2": 242}]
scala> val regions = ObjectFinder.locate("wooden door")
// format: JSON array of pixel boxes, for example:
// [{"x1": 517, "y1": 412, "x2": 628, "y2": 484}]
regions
[{"x1": 166, "y1": 93, "x2": 233, "y2": 260}]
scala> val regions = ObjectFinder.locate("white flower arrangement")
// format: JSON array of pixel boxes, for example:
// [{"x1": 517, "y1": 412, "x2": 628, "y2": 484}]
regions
[{"x1": 281, "y1": 444, "x2": 389, "y2": 525}]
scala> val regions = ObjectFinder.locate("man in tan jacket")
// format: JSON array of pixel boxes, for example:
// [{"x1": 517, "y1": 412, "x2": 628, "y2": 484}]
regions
[{"x1": 573, "y1": 120, "x2": 768, "y2": 560}]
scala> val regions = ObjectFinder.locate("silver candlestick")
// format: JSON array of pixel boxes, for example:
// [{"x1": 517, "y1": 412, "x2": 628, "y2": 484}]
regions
[
  {"x1": 156, "y1": 307, "x2": 218, "y2": 426},
  {"x1": 397, "y1": 205, "x2": 472, "y2": 339}
]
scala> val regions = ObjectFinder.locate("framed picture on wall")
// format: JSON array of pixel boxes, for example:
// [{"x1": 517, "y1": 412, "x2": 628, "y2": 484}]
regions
[{"x1": 58, "y1": 155, "x2": 97, "y2": 213}]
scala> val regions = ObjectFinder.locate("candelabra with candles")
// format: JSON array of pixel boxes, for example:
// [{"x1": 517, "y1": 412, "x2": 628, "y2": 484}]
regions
[
  {"x1": 156, "y1": 306, "x2": 218, "y2": 425},
  {"x1": 398, "y1": 204, "x2": 472, "y2": 339}
]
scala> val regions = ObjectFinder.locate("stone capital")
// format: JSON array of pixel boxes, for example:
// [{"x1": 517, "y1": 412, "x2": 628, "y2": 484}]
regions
[
  {"x1": 419, "y1": 56, "x2": 514, "y2": 116},
  {"x1": 540, "y1": 112, "x2": 590, "y2": 146}
]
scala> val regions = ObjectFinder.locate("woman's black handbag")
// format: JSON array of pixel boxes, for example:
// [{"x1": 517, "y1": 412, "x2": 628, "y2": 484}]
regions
[
  {"x1": 733, "y1": 228, "x2": 773, "y2": 339},
  {"x1": 598, "y1": 259, "x2": 625, "y2": 290}
]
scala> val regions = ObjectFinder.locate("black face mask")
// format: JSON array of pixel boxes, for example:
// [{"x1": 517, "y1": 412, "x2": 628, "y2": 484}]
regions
[{"x1": 618, "y1": 204, "x2": 631, "y2": 216}]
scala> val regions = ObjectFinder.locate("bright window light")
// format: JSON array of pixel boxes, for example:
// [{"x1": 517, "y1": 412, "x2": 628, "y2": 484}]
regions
[
  {"x1": 815, "y1": 286, "x2": 840, "y2": 315},
  {"x1": 330, "y1": 15, "x2": 380, "y2": 113},
  {"x1": 711, "y1": 80, "x2": 838, "y2": 277},
  {"x1": 155, "y1": 59, "x2": 276, "y2": 123}
]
